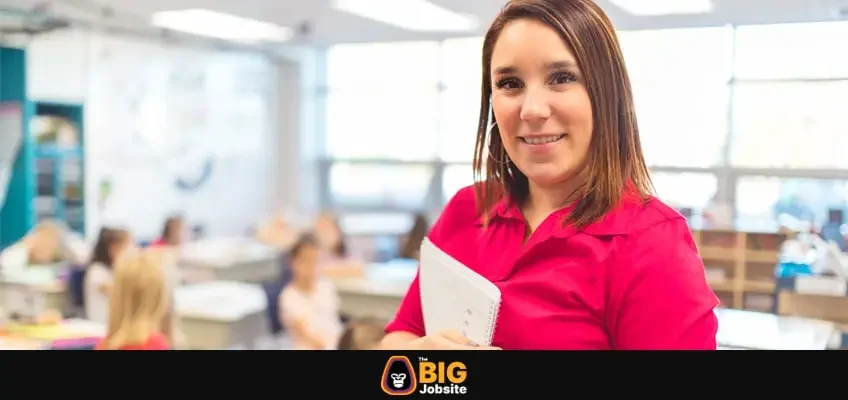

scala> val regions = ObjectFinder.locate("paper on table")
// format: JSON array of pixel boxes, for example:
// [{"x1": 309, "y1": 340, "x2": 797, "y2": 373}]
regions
[{"x1": 419, "y1": 238, "x2": 501, "y2": 346}]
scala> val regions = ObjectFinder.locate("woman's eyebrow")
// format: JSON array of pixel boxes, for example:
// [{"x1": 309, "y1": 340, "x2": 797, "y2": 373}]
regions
[{"x1": 493, "y1": 59, "x2": 578, "y2": 76}]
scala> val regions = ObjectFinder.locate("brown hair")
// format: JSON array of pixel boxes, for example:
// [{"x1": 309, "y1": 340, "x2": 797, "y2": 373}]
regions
[
  {"x1": 399, "y1": 213, "x2": 429, "y2": 259},
  {"x1": 472, "y1": 0, "x2": 653, "y2": 228}
]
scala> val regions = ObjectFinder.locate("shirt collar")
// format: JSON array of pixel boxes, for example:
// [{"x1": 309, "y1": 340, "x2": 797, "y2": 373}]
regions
[{"x1": 479, "y1": 187, "x2": 640, "y2": 237}]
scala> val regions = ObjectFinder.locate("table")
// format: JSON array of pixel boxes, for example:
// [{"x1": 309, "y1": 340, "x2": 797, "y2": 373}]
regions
[
  {"x1": 0, "y1": 267, "x2": 67, "y2": 314},
  {"x1": 175, "y1": 281, "x2": 269, "y2": 350},
  {"x1": 716, "y1": 308, "x2": 840, "y2": 350},
  {"x1": 331, "y1": 260, "x2": 416, "y2": 319},
  {"x1": 178, "y1": 238, "x2": 281, "y2": 284}
]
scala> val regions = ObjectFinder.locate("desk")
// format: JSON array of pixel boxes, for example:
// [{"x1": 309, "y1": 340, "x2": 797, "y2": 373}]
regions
[
  {"x1": 179, "y1": 238, "x2": 281, "y2": 284},
  {"x1": 716, "y1": 308, "x2": 839, "y2": 350},
  {"x1": 0, "y1": 268, "x2": 67, "y2": 313},
  {"x1": 0, "y1": 319, "x2": 104, "y2": 350},
  {"x1": 331, "y1": 261, "x2": 416, "y2": 319},
  {"x1": 175, "y1": 281, "x2": 269, "y2": 350}
]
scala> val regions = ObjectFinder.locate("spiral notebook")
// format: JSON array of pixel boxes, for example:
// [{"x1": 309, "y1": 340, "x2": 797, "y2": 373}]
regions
[{"x1": 419, "y1": 238, "x2": 502, "y2": 346}]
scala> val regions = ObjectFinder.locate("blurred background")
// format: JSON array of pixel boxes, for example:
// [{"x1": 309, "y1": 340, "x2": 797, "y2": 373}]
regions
[{"x1": 0, "y1": 0, "x2": 847, "y2": 350}]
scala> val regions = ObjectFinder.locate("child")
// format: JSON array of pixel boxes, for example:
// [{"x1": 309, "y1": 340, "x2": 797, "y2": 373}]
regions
[
  {"x1": 279, "y1": 234, "x2": 343, "y2": 350},
  {"x1": 0, "y1": 220, "x2": 65, "y2": 274},
  {"x1": 150, "y1": 215, "x2": 186, "y2": 248},
  {"x1": 96, "y1": 249, "x2": 173, "y2": 350},
  {"x1": 313, "y1": 212, "x2": 364, "y2": 278},
  {"x1": 84, "y1": 227, "x2": 133, "y2": 324},
  {"x1": 337, "y1": 317, "x2": 387, "y2": 350}
]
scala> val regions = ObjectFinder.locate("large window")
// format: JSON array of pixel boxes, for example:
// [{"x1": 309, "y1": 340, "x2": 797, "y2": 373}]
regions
[
  {"x1": 320, "y1": 22, "x2": 848, "y2": 230},
  {"x1": 618, "y1": 27, "x2": 733, "y2": 168}
]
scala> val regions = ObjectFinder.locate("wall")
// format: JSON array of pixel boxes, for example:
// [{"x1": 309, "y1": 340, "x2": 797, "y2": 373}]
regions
[{"x1": 26, "y1": 29, "x2": 282, "y2": 240}]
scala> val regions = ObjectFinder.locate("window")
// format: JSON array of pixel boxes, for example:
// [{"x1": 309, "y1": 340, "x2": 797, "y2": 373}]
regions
[
  {"x1": 734, "y1": 22, "x2": 848, "y2": 80},
  {"x1": 633, "y1": 81, "x2": 729, "y2": 167},
  {"x1": 730, "y1": 81, "x2": 848, "y2": 169},
  {"x1": 328, "y1": 163, "x2": 434, "y2": 209},
  {"x1": 618, "y1": 27, "x2": 733, "y2": 167},
  {"x1": 442, "y1": 164, "x2": 474, "y2": 203},
  {"x1": 439, "y1": 37, "x2": 484, "y2": 163},
  {"x1": 327, "y1": 41, "x2": 442, "y2": 89},
  {"x1": 651, "y1": 172, "x2": 717, "y2": 212},
  {"x1": 325, "y1": 88, "x2": 440, "y2": 160},
  {"x1": 439, "y1": 86, "x2": 481, "y2": 162},
  {"x1": 618, "y1": 27, "x2": 734, "y2": 83},
  {"x1": 736, "y1": 176, "x2": 848, "y2": 226}
]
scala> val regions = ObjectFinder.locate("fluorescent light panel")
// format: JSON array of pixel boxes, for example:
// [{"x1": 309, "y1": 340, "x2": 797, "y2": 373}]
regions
[
  {"x1": 151, "y1": 9, "x2": 293, "y2": 43},
  {"x1": 609, "y1": 0, "x2": 713, "y2": 16},
  {"x1": 331, "y1": 0, "x2": 477, "y2": 32}
]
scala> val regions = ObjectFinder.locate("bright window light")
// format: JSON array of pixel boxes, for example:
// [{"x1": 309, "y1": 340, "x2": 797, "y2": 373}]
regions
[
  {"x1": 150, "y1": 9, "x2": 293, "y2": 43},
  {"x1": 609, "y1": 0, "x2": 713, "y2": 16},
  {"x1": 331, "y1": 0, "x2": 477, "y2": 32}
]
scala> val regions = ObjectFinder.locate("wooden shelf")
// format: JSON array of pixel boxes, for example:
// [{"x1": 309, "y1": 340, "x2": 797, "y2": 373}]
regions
[{"x1": 692, "y1": 228, "x2": 791, "y2": 310}]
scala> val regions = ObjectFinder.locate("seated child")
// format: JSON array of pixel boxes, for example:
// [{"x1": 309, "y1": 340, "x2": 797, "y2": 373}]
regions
[
  {"x1": 279, "y1": 234, "x2": 343, "y2": 350},
  {"x1": 0, "y1": 220, "x2": 65, "y2": 274},
  {"x1": 96, "y1": 249, "x2": 173, "y2": 350},
  {"x1": 337, "y1": 317, "x2": 387, "y2": 350},
  {"x1": 84, "y1": 227, "x2": 133, "y2": 324}
]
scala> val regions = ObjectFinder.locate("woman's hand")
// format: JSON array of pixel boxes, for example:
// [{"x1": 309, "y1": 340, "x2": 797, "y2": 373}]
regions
[{"x1": 408, "y1": 330, "x2": 501, "y2": 350}]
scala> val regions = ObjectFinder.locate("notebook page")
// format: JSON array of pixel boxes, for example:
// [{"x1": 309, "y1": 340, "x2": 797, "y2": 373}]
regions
[{"x1": 419, "y1": 238, "x2": 501, "y2": 345}]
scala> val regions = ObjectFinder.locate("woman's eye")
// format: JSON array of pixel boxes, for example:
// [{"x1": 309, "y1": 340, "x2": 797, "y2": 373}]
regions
[
  {"x1": 550, "y1": 72, "x2": 577, "y2": 85},
  {"x1": 496, "y1": 78, "x2": 522, "y2": 90}
]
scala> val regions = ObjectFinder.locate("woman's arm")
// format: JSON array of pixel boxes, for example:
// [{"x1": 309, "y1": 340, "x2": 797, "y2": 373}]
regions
[{"x1": 608, "y1": 217, "x2": 719, "y2": 350}]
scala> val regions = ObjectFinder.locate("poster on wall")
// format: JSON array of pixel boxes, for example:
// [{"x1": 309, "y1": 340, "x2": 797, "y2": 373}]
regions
[{"x1": 0, "y1": 102, "x2": 23, "y2": 209}]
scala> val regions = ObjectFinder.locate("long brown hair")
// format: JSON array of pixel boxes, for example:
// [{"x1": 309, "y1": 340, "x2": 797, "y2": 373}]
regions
[{"x1": 472, "y1": 0, "x2": 653, "y2": 228}]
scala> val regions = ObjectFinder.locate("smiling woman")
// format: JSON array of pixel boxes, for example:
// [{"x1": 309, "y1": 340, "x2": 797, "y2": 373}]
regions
[{"x1": 381, "y1": 0, "x2": 719, "y2": 350}]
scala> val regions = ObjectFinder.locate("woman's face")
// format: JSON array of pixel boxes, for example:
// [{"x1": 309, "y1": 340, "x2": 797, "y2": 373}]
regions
[
  {"x1": 292, "y1": 245, "x2": 320, "y2": 282},
  {"x1": 490, "y1": 19, "x2": 593, "y2": 189}
]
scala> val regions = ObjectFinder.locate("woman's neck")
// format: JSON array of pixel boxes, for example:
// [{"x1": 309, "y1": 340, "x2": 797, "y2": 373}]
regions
[{"x1": 522, "y1": 173, "x2": 588, "y2": 233}]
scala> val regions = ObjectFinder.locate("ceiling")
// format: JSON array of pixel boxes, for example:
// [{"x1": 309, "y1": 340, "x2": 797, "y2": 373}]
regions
[{"x1": 6, "y1": 0, "x2": 848, "y2": 46}]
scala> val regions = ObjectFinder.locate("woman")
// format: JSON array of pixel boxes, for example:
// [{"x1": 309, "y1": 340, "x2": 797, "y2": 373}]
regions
[{"x1": 382, "y1": 0, "x2": 718, "y2": 350}]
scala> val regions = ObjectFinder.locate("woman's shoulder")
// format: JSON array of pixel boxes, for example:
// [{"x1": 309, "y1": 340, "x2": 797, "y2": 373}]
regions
[{"x1": 430, "y1": 184, "x2": 484, "y2": 242}]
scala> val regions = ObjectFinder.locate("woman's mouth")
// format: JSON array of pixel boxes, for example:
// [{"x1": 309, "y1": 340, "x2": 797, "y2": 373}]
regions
[{"x1": 519, "y1": 134, "x2": 566, "y2": 145}]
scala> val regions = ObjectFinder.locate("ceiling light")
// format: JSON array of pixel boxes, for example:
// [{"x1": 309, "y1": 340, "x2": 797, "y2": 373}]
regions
[
  {"x1": 151, "y1": 9, "x2": 293, "y2": 43},
  {"x1": 331, "y1": 0, "x2": 477, "y2": 32},
  {"x1": 609, "y1": 0, "x2": 713, "y2": 16}
]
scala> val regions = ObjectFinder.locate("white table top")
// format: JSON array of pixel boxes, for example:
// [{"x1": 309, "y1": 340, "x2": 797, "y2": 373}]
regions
[
  {"x1": 331, "y1": 261, "x2": 417, "y2": 297},
  {"x1": 716, "y1": 308, "x2": 839, "y2": 350},
  {"x1": 175, "y1": 281, "x2": 267, "y2": 322},
  {"x1": 179, "y1": 237, "x2": 279, "y2": 269}
]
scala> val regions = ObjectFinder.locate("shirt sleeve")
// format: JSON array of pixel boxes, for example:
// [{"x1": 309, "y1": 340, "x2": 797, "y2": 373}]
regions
[
  {"x1": 608, "y1": 217, "x2": 719, "y2": 350},
  {"x1": 279, "y1": 287, "x2": 307, "y2": 326}
]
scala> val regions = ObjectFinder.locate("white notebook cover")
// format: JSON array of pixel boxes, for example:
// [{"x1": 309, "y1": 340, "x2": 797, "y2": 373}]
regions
[{"x1": 419, "y1": 238, "x2": 502, "y2": 346}]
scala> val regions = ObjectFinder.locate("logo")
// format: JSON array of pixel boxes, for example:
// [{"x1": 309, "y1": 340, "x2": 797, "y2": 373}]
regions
[{"x1": 380, "y1": 356, "x2": 468, "y2": 396}]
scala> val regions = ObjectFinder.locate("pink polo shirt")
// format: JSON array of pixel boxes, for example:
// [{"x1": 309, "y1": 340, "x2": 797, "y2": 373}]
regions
[{"x1": 386, "y1": 185, "x2": 719, "y2": 350}]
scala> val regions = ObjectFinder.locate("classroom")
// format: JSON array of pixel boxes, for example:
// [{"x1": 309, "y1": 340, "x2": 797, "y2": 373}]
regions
[{"x1": 0, "y1": 0, "x2": 846, "y2": 351}]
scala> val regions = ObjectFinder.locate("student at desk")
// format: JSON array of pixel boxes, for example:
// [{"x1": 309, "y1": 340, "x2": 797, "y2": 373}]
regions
[
  {"x1": 398, "y1": 213, "x2": 430, "y2": 261},
  {"x1": 0, "y1": 220, "x2": 67, "y2": 274},
  {"x1": 314, "y1": 212, "x2": 364, "y2": 278},
  {"x1": 84, "y1": 227, "x2": 133, "y2": 324},
  {"x1": 279, "y1": 234, "x2": 343, "y2": 350},
  {"x1": 382, "y1": 0, "x2": 718, "y2": 350},
  {"x1": 149, "y1": 215, "x2": 187, "y2": 248},
  {"x1": 97, "y1": 249, "x2": 173, "y2": 350}
]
